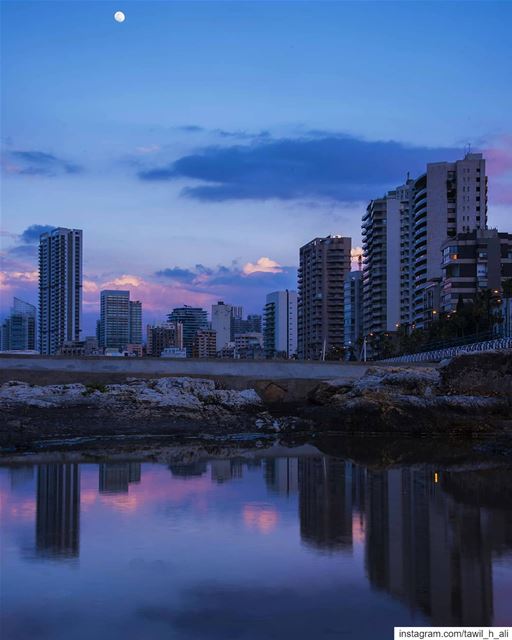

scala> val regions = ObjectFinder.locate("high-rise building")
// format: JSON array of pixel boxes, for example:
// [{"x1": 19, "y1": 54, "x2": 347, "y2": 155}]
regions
[
  {"x1": 343, "y1": 271, "x2": 363, "y2": 355},
  {"x1": 440, "y1": 229, "x2": 512, "y2": 315},
  {"x1": 264, "y1": 290, "x2": 297, "y2": 358},
  {"x1": 362, "y1": 181, "x2": 415, "y2": 335},
  {"x1": 298, "y1": 236, "x2": 351, "y2": 359},
  {"x1": 211, "y1": 301, "x2": 233, "y2": 352},
  {"x1": 192, "y1": 329, "x2": 217, "y2": 358},
  {"x1": 129, "y1": 300, "x2": 142, "y2": 345},
  {"x1": 168, "y1": 306, "x2": 208, "y2": 357},
  {"x1": 99, "y1": 290, "x2": 142, "y2": 351},
  {"x1": 231, "y1": 313, "x2": 262, "y2": 339},
  {"x1": 99, "y1": 290, "x2": 129, "y2": 349},
  {"x1": 362, "y1": 153, "x2": 488, "y2": 334},
  {"x1": 146, "y1": 322, "x2": 184, "y2": 356},
  {"x1": 1, "y1": 297, "x2": 37, "y2": 352},
  {"x1": 39, "y1": 227, "x2": 82, "y2": 355},
  {"x1": 412, "y1": 153, "x2": 487, "y2": 326}
]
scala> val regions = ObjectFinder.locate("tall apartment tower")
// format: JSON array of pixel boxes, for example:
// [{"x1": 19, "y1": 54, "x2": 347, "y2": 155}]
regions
[
  {"x1": 343, "y1": 271, "x2": 363, "y2": 354},
  {"x1": 264, "y1": 289, "x2": 298, "y2": 358},
  {"x1": 211, "y1": 301, "x2": 234, "y2": 352},
  {"x1": 100, "y1": 290, "x2": 129, "y2": 349},
  {"x1": 298, "y1": 236, "x2": 351, "y2": 359},
  {"x1": 99, "y1": 291, "x2": 142, "y2": 350},
  {"x1": 39, "y1": 228, "x2": 82, "y2": 355},
  {"x1": 129, "y1": 300, "x2": 142, "y2": 345},
  {"x1": 362, "y1": 179, "x2": 415, "y2": 335},
  {"x1": 413, "y1": 153, "x2": 487, "y2": 325},
  {"x1": 0, "y1": 297, "x2": 37, "y2": 352},
  {"x1": 168, "y1": 306, "x2": 208, "y2": 357}
]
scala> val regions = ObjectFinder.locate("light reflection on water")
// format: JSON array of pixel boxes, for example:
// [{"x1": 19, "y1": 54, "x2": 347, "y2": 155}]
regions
[{"x1": 1, "y1": 454, "x2": 511, "y2": 639}]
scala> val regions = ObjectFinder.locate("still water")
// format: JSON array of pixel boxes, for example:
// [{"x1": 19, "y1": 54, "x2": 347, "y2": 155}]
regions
[{"x1": 1, "y1": 452, "x2": 511, "y2": 639}]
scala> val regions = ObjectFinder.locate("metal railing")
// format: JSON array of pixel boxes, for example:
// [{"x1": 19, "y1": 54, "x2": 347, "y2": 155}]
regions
[{"x1": 380, "y1": 336, "x2": 512, "y2": 364}]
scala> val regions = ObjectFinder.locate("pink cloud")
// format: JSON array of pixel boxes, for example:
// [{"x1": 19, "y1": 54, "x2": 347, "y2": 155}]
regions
[
  {"x1": 243, "y1": 256, "x2": 282, "y2": 275},
  {"x1": 484, "y1": 134, "x2": 512, "y2": 176},
  {"x1": 83, "y1": 273, "x2": 218, "y2": 316},
  {"x1": 483, "y1": 135, "x2": 512, "y2": 205}
]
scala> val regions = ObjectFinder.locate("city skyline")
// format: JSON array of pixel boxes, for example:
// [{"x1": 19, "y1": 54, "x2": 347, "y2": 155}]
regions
[{"x1": 2, "y1": 2, "x2": 512, "y2": 334}]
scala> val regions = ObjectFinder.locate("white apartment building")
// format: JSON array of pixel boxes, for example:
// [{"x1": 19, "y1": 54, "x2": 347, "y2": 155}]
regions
[
  {"x1": 264, "y1": 289, "x2": 298, "y2": 358},
  {"x1": 39, "y1": 227, "x2": 82, "y2": 355}
]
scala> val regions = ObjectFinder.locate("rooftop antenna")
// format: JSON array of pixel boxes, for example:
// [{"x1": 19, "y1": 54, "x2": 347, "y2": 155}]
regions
[{"x1": 465, "y1": 142, "x2": 472, "y2": 156}]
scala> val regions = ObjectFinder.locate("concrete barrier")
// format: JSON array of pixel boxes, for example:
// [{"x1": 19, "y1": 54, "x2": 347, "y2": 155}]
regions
[{"x1": 0, "y1": 355, "x2": 368, "y2": 383}]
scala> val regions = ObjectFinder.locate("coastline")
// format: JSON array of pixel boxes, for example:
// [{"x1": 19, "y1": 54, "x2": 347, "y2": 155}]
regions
[{"x1": 1, "y1": 351, "x2": 511, "y2": 458}]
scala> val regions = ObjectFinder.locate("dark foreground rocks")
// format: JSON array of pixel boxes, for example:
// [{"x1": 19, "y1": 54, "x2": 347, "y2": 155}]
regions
[
  {"x1": 1, "y1": 351, "x2": 512, "y2": 453},
  {"x1": 306, "y1": 352, "x2": 512, "y2": 436}
]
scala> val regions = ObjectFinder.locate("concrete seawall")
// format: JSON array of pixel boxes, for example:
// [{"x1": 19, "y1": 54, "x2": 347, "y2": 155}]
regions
[
  {"x1": 0, "y1": 355, "x2": 368, "y2": 381},
  {"x1": 0, "y1": 355, "x2": 369, "y2": 402}
]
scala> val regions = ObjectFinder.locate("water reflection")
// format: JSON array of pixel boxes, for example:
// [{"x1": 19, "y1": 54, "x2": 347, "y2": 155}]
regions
[
  {"x1": 299, "y1": 457, "x2": 354, "y2": 551},
  {"x1": 99, "y1": 463, "x2": 141, "y2": 494},
  {"x1": 1, "y1": 453, "x2": 511, "y2": 636},
  {"x1": 36, "y1": 464, "x2": 80, "y2": 559}
]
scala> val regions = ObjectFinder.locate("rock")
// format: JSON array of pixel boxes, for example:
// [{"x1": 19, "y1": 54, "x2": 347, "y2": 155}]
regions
[
  {"x1": 308, "y1": 380, "x2": 352, "y2": 405},
  {"x1": 0, "y1": 377, "x2": 262, "y2": 416},
  {"x1": 259, "y1": 382, "x2": 288, "y2": 403},
  {"x1": 440, "y1": 351, "x2": 512, "y2": 397}
]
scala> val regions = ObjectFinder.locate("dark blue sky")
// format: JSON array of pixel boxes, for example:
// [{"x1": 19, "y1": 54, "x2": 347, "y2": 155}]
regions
[{"x1": 1, "y1": 1, "x2": 511, "y2": 330}]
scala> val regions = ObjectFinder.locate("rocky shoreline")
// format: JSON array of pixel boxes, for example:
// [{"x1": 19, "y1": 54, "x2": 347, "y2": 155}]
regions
[{"x1": 1, "y1": 351, "x2": 511, "y2": 454}]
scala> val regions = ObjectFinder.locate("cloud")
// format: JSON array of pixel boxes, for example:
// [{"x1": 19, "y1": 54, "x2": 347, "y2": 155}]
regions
[
  {"x1": 155, "y1": 258, "x2": 294, "y2": 292},
  {"x1": 484, "y1": 135, "x2": 512, "y2": 205},
  {"x1": 19, "y1": 224, "x2": 56, "y2": 244},
  {"x1": 137, "y1": 133, "x2": 461, "y2": 202},
  {"x1": 155, "y1": 267, "x2": 197, "y2": 283},
  {"x1": 243, "y1": 257, "x2": 282, "y2": 275},
  {"x1": 1, "y1": 150, "x2": 83, "y2": 177},
  {"x1": 350, "y1": 246, "x2": 363, "y2": 271}
]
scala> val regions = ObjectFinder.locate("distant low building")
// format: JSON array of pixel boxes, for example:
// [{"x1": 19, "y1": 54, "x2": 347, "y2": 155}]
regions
[
  {"x1": 217, "y1": 342, "x2": 236, "y2": 359},
  {"x1": 160, "y1": 346, "x2": 187, "y2": 358},
  {"x1": 124, "y1": 344, "x2": 143, "y2": 357},
  {"x1": 192, "y1": 329, "x2": 217, "y2": 358},
  {"x1": 231, "y1": 313, "x2": 262, "y2": 339},
  {"x1": 147, "y1": 322, "x2": 183, "y2": 357},
  {"x1": 58, "y1": 341, "x2": 87, "y2": 356},
  {"x1": 1, "y1": 297, "x2": 37, "y2": 352},
  {"x1": 84, "y1": 336, "x2": 101, "y2": 355},
  {"x1": 234, "y1": 332, "x2": 264, "y2": 359},
  {"x1": 168, "y1": 307, "x2": 208, "y2": 357}
]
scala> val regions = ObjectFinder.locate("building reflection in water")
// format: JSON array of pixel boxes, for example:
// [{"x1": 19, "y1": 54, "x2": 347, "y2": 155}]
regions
[
  {"x1": 36, "y1": 464, "x2": 80, "y2": 559},
  {"x1": 264, "y1": 458, "x2": 299, "y2": 496},
  {"x1": 298, "y1": 457, "x2": 354, "y2": 552},
  {"x1": 295, "y1": 457, "x2": 511, "y2": 626},
  {"x1": 98, "y1": 463, "x2": 141, "y2": 494},
  {"x1": 364, "y1": 468, "x2": 496, "y2": 626},
  {"x1": 9, "y1": 465, "x2": 35, "y2": 490},
  {"x1": 23, "y1": 455, "x2": 510, "y2": 627},
  {"x1": 168, "y1": 462, "x2": 207, "y2": 478}
]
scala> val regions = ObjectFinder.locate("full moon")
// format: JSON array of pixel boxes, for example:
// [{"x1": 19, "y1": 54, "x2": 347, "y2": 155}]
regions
[{"x1": 114, "y1": 11, "x2": 125, "y2": 23}]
